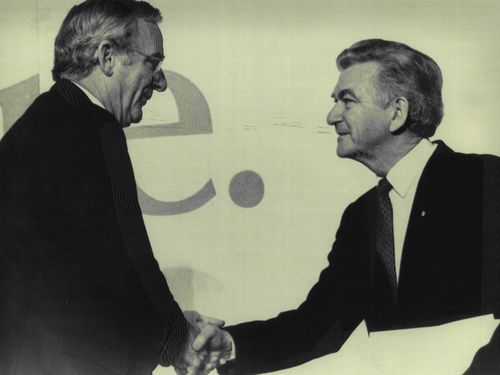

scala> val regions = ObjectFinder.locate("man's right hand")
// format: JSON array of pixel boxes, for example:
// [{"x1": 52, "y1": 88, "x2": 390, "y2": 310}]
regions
[{"x1": 174, "y1": 311, "x2": 233, "y2": 375}]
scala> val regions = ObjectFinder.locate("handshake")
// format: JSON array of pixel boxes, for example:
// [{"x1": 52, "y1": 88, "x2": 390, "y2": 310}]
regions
[{"x1": 174, "y1": 311, "x2": 233, "y2": 375}]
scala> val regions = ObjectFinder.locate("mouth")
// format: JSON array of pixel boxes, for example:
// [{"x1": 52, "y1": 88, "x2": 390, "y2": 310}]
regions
[
  {"x1": 334, "y1": 126, "x2": 349, "y2": 136},
  {"x1": 140, "y1": 92, "x2": 153, "y2": 106}
]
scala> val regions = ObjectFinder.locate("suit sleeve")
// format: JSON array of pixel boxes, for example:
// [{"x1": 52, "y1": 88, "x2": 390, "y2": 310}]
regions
[
  {"x1": 464, "y1": 323, "x2": 500, "y2": 374},
  {"x1": 219, "y1": 201, "x2": 370, "y2": 374},
  {"x1": 464, "y1": 155, "x2": 500, "y2": 374}
]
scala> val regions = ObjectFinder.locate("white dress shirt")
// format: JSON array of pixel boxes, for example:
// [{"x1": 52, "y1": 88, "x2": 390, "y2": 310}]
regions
[
  {"x1": 73, "y1": 81, "x2": 106, "y2": 110},
  {"x1": 384, "y1": 138, "x2": 437, "y2": 282}
]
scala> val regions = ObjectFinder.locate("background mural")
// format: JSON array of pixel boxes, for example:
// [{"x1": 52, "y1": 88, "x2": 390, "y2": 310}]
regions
[{"x1": 1, "y1": 0, "x2": 500, "y2": 373}]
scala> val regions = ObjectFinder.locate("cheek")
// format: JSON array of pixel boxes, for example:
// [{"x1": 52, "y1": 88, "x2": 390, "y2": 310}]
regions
[
  {"x1": 128, "y1": 71, "x2": 150, "y2": 98},
  {"x1": 132, "y1": 86, "x2": 145, "y2": 103},
  {"x1": 344, "y1": 111, "x2": 364, "y2": 143},
  {"x1": 347, "y1": 110, "x2": 385, "y2": 144}
]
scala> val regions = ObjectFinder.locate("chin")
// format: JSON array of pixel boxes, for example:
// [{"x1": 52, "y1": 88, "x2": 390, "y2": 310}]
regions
[
  {"x1": 129, "y1": 108, "x2": 143, "y2": 124},
  {"x1": 336, "y1": 138, "x2": 352, "y2": 158},
  {"x1": 337, "y1": 143, "x2": 362, "y2": 159},
  {"x1": 336, "y1": 149, "x2": 351, "y2": 158}
]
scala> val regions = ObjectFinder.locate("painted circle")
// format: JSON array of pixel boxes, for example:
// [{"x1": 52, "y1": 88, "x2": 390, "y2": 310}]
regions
[{"x1": 229, "y1": 170, "x2": 265, "y2": 208}]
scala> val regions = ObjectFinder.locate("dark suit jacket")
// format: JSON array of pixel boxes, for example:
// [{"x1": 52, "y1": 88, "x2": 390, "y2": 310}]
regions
[
  {"x1": 220, "y1": 142, "x2": 500, "y2": 374},
  {"x1": 0, "y1": 80, "x2": 187, "y2": 375}
]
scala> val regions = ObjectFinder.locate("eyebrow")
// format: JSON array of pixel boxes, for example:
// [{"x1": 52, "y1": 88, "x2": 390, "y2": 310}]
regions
[{"x1": 332, "y1": 88, "x2": 358, "y2": 101}]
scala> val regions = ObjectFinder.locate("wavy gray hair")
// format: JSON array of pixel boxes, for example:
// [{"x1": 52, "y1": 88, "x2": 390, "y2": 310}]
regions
[
  {"x1": 52, "y1": 0, "x2": 161, "y2": 81},
  {"x1": 337, "y1": 39, "x2": 444, "y2": 138}
]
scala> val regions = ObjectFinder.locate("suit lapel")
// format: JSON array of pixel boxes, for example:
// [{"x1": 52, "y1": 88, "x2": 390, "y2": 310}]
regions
[
  {"x1": 397, "y1": 142, "x2": 452, "y2": 299},
  {"x1": 397, "y1": 141, "x2": 483, "y2": 322}
]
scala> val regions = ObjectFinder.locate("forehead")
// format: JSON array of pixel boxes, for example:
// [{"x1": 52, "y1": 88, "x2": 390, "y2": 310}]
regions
[
  {"x1": 134, "y1": 19, "x2": 164, "y2": 55},
  {"x1": 334, "y1": 61, "x2": 381, "y2": 97}
]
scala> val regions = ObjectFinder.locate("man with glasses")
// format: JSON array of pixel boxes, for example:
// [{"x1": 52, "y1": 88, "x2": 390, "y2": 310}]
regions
[{"x1": 0, "y1": 0, "x2": 230, "y2": 374}]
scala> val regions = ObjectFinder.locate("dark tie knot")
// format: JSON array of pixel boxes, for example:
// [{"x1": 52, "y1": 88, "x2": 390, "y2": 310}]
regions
[{"x1": 378, "y1": 177, "x2": 392, "y2": 196}]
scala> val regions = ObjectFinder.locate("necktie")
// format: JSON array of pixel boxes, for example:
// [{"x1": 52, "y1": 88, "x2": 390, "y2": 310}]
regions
[{"x1": 376, "y1": 177, "x2": 398, "y2": 301}]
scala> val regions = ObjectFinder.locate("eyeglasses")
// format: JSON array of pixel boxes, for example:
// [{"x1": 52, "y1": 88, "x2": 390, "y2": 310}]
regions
[{"x1": 130, "y1": 49, "x2": 164, "y2": 74}]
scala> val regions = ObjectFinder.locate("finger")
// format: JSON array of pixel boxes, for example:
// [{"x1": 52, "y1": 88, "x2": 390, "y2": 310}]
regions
[
  {"x1": 199, "y1": 314, "x2": 225, "y2": 328},
  {"x1": 206, "y1": 350, "x2": 221, "y2": 364},
  {"x1": 203, "y1": 361, "x2": 216, "y2": 373},
  {"x1": 202, "y1": 349, "x2": 227, "y2": 372},
  {"x1": 192, "y1": 325, "x2": 217, "y2": 351},
  {"x1": 184, "y1": 310, "x2": 202, "y2": 324},
  {"x1": 185, "y1": 360, "x2": 206, "y2": 375},
  {"x1": 182, "y1": 350, "x2": 206, "y2": 371},
  {"x1": 202, "y1": 358, "x2": 218, "y2": 373},
  {"x1": 186, "y1": 365, "x2": 209, "y2": 375},
  {"x1": 208, "y1": 330, "x2": 233, "y2": 353},
  {"x1": 218, "y1": 348, "x2": 232, "y2": 361},
  {"x1": 203, "y1": 357, "x2": 227, "y2": 373}
]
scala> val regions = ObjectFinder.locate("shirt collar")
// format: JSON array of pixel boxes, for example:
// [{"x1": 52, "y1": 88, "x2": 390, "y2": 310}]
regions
[
  {"x1": 72, "y1": 81, "x2": 106, "y2": 110},
  {"x1": 386, "y1": 138, "x2": 437, "y2": 198}
]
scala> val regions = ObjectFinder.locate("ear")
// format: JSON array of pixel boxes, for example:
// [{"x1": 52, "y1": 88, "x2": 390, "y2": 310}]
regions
[
  {"x1": 95, "y1": 40, "x2": 116, "y2": 77},
  {"x1": 388, "y1": 97, "x2": 409, "y2": 133}
]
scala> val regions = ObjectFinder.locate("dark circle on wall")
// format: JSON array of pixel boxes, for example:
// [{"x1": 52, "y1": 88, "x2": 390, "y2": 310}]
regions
[{"x1": 229, "y1": 170, "x2": 265, "y2": 208}]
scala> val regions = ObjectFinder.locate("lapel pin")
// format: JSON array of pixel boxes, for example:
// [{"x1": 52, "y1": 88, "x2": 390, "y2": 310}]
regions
[{"x1": 421, "y1": 210, "x2": 426, "y2": 217}]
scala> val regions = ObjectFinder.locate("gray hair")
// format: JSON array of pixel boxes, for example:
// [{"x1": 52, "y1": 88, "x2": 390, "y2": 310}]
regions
[
  {"x1": 337, "y1": 39, "x2": 444, "y2": 138},
  {"x1": 52, "y1": 0, "x2": 161, "y2": 81}
]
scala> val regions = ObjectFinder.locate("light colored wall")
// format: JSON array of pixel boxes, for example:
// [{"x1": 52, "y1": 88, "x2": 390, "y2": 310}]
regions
[{"x1": 1, "y1": 1, "x2": 499, "y2": 374}]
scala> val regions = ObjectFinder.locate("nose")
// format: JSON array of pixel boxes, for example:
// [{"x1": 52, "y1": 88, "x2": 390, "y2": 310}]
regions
[
  {"x1": 327, "y1": 103, "x2": 343, "y2": 127},
  {"x1": 152, "y1": 69, "x2": 167, "y2": 92}
]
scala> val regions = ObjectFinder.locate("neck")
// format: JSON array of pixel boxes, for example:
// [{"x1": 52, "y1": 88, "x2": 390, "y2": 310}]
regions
[
  {"x1": 75, "y1": 73, "x2": 120, "y2": 122},
  {"x1": 359, "y1": 136, "x2": 422, "y2": 177}
]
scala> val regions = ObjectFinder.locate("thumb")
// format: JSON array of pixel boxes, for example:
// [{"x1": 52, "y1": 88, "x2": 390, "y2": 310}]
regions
[
  {"x1": 199, "y1": 314, "x2": 225, "y2": 328},
  {"x1": 192, "y1": 324, "x2": 217, "y2": 352}
]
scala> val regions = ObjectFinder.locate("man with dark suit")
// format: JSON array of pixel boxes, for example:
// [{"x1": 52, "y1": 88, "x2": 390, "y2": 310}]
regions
[
  {"x1": 216, "y1": 39, "x2": 500, "y2": 374},
  {"x1": 0, "y1": 1, "x2": 231, "y2": 374}
]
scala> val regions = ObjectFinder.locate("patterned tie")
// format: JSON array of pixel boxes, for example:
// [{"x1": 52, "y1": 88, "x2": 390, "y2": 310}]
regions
[{"x1": 376, "y1": 177, "x2": 398, "y2": 301}]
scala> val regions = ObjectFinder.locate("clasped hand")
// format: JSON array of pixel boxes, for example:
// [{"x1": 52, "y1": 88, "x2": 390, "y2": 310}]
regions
[{"x1": 174, "y1": 310, "x2": 233, "y2": 375}]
